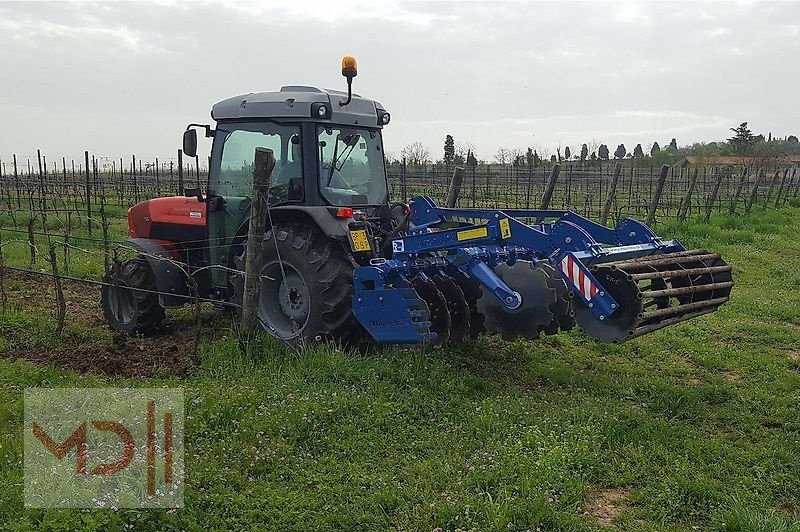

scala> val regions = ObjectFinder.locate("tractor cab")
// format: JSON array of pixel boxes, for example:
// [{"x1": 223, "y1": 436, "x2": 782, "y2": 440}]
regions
[{"x1": 181, "y1": 57, "x2": 394, "y2": 290}]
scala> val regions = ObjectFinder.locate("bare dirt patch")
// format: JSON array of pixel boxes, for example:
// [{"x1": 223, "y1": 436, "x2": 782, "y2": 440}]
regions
[
  {"x1": 584, "y1": 488, "x2": 630, "y2": 527},
  {"x1": 723, "y1": 371, "x2": 740, "y2": 382},
  {"x1": 0, "y1": 271, "x2": 217, "y2": 378},
  {"x1": 788, "y1": 351, "x2": 800, "y2": 362},
  {"x1": 2, "y1": 333, "x2": 195, "y2": 378}
]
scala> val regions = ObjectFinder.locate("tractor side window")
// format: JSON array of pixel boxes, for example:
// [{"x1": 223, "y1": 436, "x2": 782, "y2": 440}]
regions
[
  {"x1": 215, "y1": 125, "x2": 301, "y2": 200},
  {"x1": 318, "y1": 127, "x2": 387, "y2": 206}
]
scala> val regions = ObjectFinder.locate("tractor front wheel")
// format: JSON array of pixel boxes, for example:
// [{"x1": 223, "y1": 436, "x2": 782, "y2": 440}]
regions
[
  {"x1": 233, "y1": 224, "x2": 361, "y2": 345},
  {"x1": 101, "y1": 257, "x2": 165, "y2": 335}
]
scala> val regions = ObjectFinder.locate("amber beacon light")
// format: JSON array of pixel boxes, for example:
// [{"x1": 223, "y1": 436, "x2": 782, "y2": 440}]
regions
[
  {"x1": 341, "y1": 56, "x2": 358, "y2": 79},
  {"x1": 339, "y1": 56, "x2": 358, "y2": 106}
]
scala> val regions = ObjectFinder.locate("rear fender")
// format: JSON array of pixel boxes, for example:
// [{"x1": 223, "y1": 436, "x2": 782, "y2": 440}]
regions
[{"x1": 123, "y1": 238, "x2": 190, "y2": 308}]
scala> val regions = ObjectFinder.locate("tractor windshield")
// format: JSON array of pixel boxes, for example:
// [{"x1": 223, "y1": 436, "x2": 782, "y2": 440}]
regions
[{"x1": 317, "y1": 126, "x2": 388, "y2": 206}]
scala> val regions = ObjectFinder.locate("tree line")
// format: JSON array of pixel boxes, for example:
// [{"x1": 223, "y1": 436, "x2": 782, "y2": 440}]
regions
[{"x1": 391, "y1": 122, "x2": 800, "y2": 167}]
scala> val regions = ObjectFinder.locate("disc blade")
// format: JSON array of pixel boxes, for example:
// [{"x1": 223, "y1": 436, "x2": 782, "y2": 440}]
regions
[
  {"x1": 412, "y1": 275, "x2": 451, "y2": 346},
  {"x1": 539, "y1": 263, "x2": 575, "y2": 334},
  {"x1": 573, "y1": 266, "x2": 642, "y2": 343},
  {"x1": 476, "y1": 261, "x2": 557, "y2": 341},
  {"x1": 433, "y1": 273, "x2": 470, "y2": 343},
  {"x1": 451, "y1": 271, "x2": 485, "y2": 339}
]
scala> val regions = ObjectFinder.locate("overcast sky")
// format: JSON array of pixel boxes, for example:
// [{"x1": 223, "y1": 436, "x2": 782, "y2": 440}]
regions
[{"x1": 1, "y1": 1, "x2": 798, "y2": 165}]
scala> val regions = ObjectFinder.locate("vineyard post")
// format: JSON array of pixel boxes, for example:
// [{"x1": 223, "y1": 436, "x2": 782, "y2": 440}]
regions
[
  {"x1": 625, "y1": 166, "x2": 633, "y2": 216},
  {"x1": 100, "y1": 195, "x2": 110, "y2": 272},
  {"x1": 64, "y1": 212, "x2": 71, "y2": 275},
  {"x1": 27, "y1": 217, "x2": 36, "y2": 266},
  {"x1": 92, "y1": 156, "x2": 99, "y2": 217},
  {"x1": 536, "y1": 164, "x2": 561, "y2": 223},
  {"x1": 84, "y1": 151, "x2": 92, "y2": 235},
  {"x1": 178, "y1": 149, "x2": 184, "y2": 194},
  {"x1": 730, "y1": 170, "x2": 748, "y2": 214},
  {"x1": 645, "y1": 164, "x2": 669, "y2": 227},
  {"x1": 745, "y1": 168, "x2": 764, "y2": 213},
  {"x1": 47, "y1": 243, "x2": 66, "y2": 335},
  {"x1": 524, "y1": 163, "x2": 533, "y2": 209},
  {"x1": 119, "y1": 157, "x2": 124, "y2": 206},
  {"x1": 705, "y1": 171, "x2": 724, "y2": 223},
  {"x1": 565, "y1": 165, "x2": 573, "y2": 208},
  {"x1": 132, "y1": 154, "x2": 139, "y2": 202},
  {"x1": 155, "y1": 157, "x2": 161, "y2": 196},
  {"x1": 13, "y1": 154, "x2": 21, "y2": 208},
  {"x1": 61, "y1": 157, "x2": 67, "y2": 208},
  {"x1": 445, "y1": 167, "x2": 465, "y2": 208},
  {"x1": 72, "y1": 159, "x2": 80, "y2": 213},
  {"x1": 762, "y1": 170, "x2": 780, "y2": 209},
  {"x1": 600, "y1": 162, "x2": 622, "y2": 226},
  {"x1": 241, "y1": 147, "x2": 275, "y2": 332},
  {"x1": 678, "y1": 167, "x2": 699, "y2": 222},
  {"x1": 774, "y1": 168, "x2": 789, "y2": 208},
  {"x1": 195, "y1": 154, "x2": 201, "y2": 190},
  {"x1": 779, "y1": 167, "x2": 794, "y2": 204},
  {"x1": 37, "y1": 150, "x2": 47, "y2": 230},
  {"x1": 0, "y1": 230, "x2": 5, "y2": 313},
  {"x1": 793, "y1": 167, "x2": 800, "y2": 197}
]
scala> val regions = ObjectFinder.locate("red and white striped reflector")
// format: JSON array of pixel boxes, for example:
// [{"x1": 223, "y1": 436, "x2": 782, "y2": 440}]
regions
[{"x1": 560, "y1": 255, "x2": 599, "y2": 301}]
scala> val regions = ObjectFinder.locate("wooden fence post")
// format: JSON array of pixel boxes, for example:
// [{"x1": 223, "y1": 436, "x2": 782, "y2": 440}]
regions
[
  {"x1": 745, "y1": 168, "x2": 764, "y2": 213},
  {"x1": 47, "y1": 243, "x2": 66, "y2": 335},
  {"x1": 762, "y1": 170, "x2": 781, "y2": 209},
  {"x1": 84, "y1": 151, "x2": 92, "y2": 235},
  {"x1": 705, "y1": 172, "x2": 724, "y2": 223},
  {"x1": 37, "y1": 150, "x2": 47, "y2": 230},
  {"x1": 678, "y1": 167, "x2": 699, "y2": 222},
  {"x1": 13, "y1": 154, "x2": 20, "y2": 208},
  {"x1": 774, "y1": 168, "x2": 789, "y2": 208},
  {"x1": 536, "y1": 164, "x2": 561, "y2": 223},
  {"x1": 600, "y1": 162, "x2": 622, "y2": 226},
  {"x1": 241, "y1": 147, "x2": 276, "y2": 332},
  {"x1": 0, "y1": 230, "x2": 6, "y2": 313},
  {"x1": 177, "y1": 149, "x2": 184, "y2": 195},
  {"x1": 132, "y1": 154, "x2": 139, "y2": 202},
  {"x1": 730, "y1": 170, "x2": 748, "y2": 214},
  {"x1": 645, "y1": 165, "x2": 669, "y2": 227},
  {"x1": 445, "y1": 167, "x2": 465, "y2": 208}
]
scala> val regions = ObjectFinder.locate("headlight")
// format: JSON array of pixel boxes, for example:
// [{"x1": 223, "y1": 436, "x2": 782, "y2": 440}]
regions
[
  {"x1": 381, "y1": 112, "x2": 391, "y2": 125},
  {"x1": 318, "y1": 105, "x2": 327, "y2": 117}
]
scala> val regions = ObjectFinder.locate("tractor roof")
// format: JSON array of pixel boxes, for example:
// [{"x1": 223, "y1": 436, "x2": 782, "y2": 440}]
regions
[{"x1": 211, "y1": 86, "x2": 387, "y2": 127}]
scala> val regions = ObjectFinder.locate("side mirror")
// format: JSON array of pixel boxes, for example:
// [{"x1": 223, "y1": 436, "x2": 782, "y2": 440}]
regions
[
  {"x1": 183, "y1": 129, "x2": 198, "y2": 158},
  {"x1": 184, "y1": 187, "x2": 203, "y2": 202}
]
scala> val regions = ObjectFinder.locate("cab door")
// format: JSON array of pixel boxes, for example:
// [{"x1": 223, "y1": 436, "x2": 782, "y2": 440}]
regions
[{"x1": 206, "y1": 121, "x2": 303, "y2": 288}]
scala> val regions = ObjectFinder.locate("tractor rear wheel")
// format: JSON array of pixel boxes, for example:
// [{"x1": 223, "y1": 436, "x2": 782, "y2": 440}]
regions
[
  {"x1": 233, "y1": 224, "x2": 361, "y2": 345},
  {"x1": 101, "y1": 257, "x2": 165, "y2": 335}
]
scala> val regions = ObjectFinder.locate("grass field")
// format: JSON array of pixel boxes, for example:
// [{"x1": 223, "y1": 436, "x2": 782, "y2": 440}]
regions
[{"x1": 1, "y1": 205, "x2": 800, "y2": 530}]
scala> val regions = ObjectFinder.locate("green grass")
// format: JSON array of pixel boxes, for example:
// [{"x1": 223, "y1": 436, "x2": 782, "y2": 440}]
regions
[{"x1": 1, "y1": 207, "x2": 800, "y2": 530}]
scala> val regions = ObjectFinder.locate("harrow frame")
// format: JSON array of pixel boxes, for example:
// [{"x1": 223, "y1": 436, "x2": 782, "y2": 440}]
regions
[{"x1": 352, "y1": 196, "x2": 728, "y2": 344}]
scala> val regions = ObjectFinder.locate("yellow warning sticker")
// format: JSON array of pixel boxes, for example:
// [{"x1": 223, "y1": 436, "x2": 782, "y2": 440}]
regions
[
  {"x1": 456, "y1": 227, "x2": 489, "y2": 241},
  {"x1": 349, "y1": 229, "x2": 371, "y2": 252},
  {"x1": 499, "y1": 218, "x2": 511, "y2": 239}
]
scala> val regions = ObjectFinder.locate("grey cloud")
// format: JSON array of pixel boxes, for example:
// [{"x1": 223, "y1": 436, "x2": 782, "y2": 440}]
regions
[{"x1": 0, "y1": 1, "x2": 798, "y2": 162}]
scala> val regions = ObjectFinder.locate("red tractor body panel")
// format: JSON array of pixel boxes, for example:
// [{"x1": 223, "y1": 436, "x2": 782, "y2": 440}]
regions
[{"x1": 128, "y1": 197, "x2": 207, "y2": 240}]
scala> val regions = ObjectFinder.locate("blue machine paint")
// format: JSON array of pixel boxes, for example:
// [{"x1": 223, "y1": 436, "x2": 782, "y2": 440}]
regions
[{"x1": 351, "y1": 196, "x2": 687, "y2": 344}]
